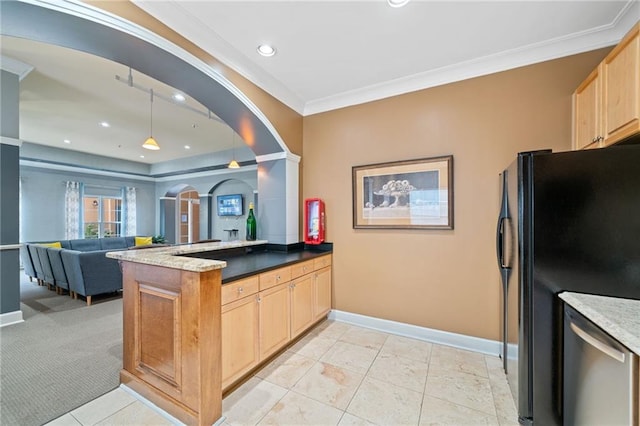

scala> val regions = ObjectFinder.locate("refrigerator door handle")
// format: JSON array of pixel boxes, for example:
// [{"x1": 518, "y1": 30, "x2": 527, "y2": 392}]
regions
[
  {"x1": 497, "y1": 172, "x2": 511, "y2": 270},
  {"x1": 569, "y1": 321, "x2": 626, "y2": 363},
  {"x1": 496, "y1": 216, "x2": 507, "y2": 268}
]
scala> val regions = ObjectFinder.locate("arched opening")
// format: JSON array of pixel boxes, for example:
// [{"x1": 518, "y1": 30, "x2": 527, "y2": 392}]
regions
[
  {"x1": 2, "y1": 0, "x2": 300, "y2": 245},
  {"x1": 1, "y1": 1, "x2": 289, "y2": 158},
  {"x1": 208, "y1": 179, "x2": 256, "y2": 241},
  {"x1": 160, "y1": 184, "x2": 200, "y2": 244}
]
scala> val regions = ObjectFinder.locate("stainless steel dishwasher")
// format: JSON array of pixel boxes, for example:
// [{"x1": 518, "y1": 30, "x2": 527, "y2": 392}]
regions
[{"x1": 563, "y1": 304, "x2": 638, "y2": 425}]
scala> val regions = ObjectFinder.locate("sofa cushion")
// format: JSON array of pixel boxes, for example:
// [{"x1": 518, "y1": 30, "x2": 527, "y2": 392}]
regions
[
  {"x1": 39, "y1": 241, "x2": 62, "y2": 248},
  {"x1": 135, "y1": 236, "x2": 153, "y2": 246},
  {"x1": 100, "y1": 237, "x2": 128, "y2": 250},
  {"x1": 69, "y1": 239, "x2": 101, "y2": 251}
]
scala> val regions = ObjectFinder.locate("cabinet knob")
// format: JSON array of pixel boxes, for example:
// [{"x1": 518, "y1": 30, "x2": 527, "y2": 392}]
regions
[
  {"x1": 276, "y1": 275, "x2": 281, "y2": 281},
  {"x1": 238, "y1": 287, "x2": 243, "y2": 293}
]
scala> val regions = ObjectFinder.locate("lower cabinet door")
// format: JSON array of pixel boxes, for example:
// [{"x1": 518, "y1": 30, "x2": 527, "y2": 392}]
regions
[
  {"x1": 258, "y1": 282, "x2": 291, "y2": 360},
  {"x1": 221, "y1": 295, "x2": 259, "y2": 389},
  {"x1": 314, "y1": 266, "x2": 332, "y2": 320},
  {"x1": 290, "y1": 275, "x2": 314, "y2": 339}
]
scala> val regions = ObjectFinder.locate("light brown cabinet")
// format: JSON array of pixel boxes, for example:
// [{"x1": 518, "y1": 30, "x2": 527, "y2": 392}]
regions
[
  {"x1": 573, "y1": 67, "x2": 602, "y2": 150},
  {"x1": 119, "y1": 262, "x2": 222, "y2": 426},
  {"x1": 221, "y1": 253, "x2": 332, "y2": 390},
  {"x1": 314, "y1": 266, "x2": 332, "y2": 320},
  {"x1": 573, "y1": 22, "x2": 640, "y2": 149},
  {"x1": 221, "y1": 293, "x2": 259, "y2": 389},
  {"x1": 290, "y1": 274, "x2": 315, "y2": 339},
  {"x1": 601, "y1": 23, "x2": 640, "y2": 146},
  {"x1": 258, "y1": 281, "x2": 291, "y2": 360}
]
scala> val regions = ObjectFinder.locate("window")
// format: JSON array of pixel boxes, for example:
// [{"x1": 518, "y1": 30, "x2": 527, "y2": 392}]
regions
[{"x1": 83, "y1": 196, "x2": 122, "y2": 238}]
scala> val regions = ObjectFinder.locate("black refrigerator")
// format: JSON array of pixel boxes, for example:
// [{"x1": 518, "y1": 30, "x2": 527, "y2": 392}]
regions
[{"x1": 496, "y1": 145, "x2": 640, "y2": 426}]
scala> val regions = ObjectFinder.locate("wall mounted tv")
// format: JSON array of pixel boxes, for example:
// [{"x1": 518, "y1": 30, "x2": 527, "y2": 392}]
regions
[{"x1": 217, "y1": 194, "x2": 244, "y2": 217}]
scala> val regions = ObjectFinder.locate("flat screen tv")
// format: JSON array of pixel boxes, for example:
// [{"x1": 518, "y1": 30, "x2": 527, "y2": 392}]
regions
[{"x1": 217, "y1": 194, "x2": 243, "y2": 217}]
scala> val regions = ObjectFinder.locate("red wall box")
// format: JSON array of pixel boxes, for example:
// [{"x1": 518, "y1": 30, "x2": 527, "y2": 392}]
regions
[{"x1": 304, "y1": 198, "x2": 325, "y2": 245}]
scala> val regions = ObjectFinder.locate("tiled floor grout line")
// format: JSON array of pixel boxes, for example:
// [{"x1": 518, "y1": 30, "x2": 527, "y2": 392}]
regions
[
  {"x1": 415, "y1": 343, "x2": 434, "y2": 426},
  {"x1": 251, "y1": 328, "x2": 350, "y2": 426},
  {"x1": 339, "y1": 341, "x2": 382, "y2": 423},
  {"x1": 484, "y1": 355, "x2": 501, "y2": 421}
]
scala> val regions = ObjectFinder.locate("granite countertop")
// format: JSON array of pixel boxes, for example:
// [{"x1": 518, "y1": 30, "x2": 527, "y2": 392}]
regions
[
  {"x1": 559, "y1": 292, "x2": 640, "y2": 355},
  {"x1": 106, "y1": 240, "x2": 268, "y2": 272}
]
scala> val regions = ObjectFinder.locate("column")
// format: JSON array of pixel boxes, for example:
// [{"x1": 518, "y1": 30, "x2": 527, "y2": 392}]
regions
[
  {"x1": 256, "y1": 153, "x2": 300, "y2": 245},
  {"x1": 0, "y1": 69, "x2": 23, "y2": 326}
]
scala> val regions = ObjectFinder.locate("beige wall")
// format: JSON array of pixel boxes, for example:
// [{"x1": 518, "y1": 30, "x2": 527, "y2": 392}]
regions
[{"x1": 302, "y1": 49, "x2": 610, "y2": 341}]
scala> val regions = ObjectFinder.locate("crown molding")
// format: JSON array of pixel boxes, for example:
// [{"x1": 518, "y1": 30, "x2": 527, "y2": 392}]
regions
[
  {"x1": 20, "y1": 158, "x2": 258, "y2": 183},
  {"x1": 153, "y1": 164, "x2": 258, "y2": 182},
  {"x1": 1, "y1": 137, "x2": 22, "y2": 147},
  {"x1": 255, "y1": 151, "x2": 301, "y2": 164},
  {"x1": 0, "y1": 55, "x2": 34, "y2": 80},
  {"x1": 132, "y1": 0, "x2": 306, "y2": 116},
  {"x1": 135, "y1": 0, "x2": 635, "y2": 118},
  {"x1": 20, "y1": 159, "x2": 156, "y2": 181},
  {"x1": 304, "y1": 4, "x2": 639, "y2": 116}
]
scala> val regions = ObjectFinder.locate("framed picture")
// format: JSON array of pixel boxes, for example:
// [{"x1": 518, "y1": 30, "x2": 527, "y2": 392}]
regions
[{"x1": 352, "y1": 155, "x2": 453, "y2": 230}]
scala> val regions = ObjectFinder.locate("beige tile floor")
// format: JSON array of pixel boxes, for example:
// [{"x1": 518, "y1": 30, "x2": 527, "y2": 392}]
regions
[{"x1": 46, "y1": 320, "x2": 518, "y2": 426}]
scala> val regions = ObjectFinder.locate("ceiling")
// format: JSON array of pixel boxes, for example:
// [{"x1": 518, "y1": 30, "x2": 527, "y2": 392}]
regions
[
  {"x1": 136, "y1": 0, "x2": 639, "y2": 115},
  {"x1": 2, "y1": 36, "x2": 243, "y2": 165},
  {"x1": 2, "y1": 0, "x2": 638, "y2": 165}
]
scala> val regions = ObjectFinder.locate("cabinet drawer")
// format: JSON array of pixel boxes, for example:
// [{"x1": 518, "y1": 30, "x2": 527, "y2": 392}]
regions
[
  {"x1": 313, "y1": 255, "x2": 332, "y2": 270},
  {"x1": 291, "y1": 260, "x2": 314, "y2": 279},
  {"x1": 222, "y1": 276, "x2": 259, "y2": 305},
  {"x1": 259, "y1": 266, "x2": 292, "y2": 290}
]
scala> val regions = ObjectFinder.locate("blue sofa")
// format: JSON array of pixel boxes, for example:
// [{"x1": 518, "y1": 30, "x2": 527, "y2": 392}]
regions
[{"x1": 21, "y1": 237, "x2": 143, "y2": 305}]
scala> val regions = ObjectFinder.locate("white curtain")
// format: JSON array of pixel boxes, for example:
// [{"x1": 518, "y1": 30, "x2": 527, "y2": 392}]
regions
[
  {"x1": 125, "y1": 186, "x2": 137, "y2": 236},
  {"x1": 64, "y1": 181, "x2": 81, "y2": 239}
]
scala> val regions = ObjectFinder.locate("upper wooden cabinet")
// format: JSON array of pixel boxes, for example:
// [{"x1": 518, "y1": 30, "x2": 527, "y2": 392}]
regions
[
  {"x1": 602, "y1": 23, "x2": 640, "y2": 146},
  {"x1": 573, "y1": 22, "x2": 640, "y2": 150},
  {"x1": 573, "y1": 67, "x2": 602, "y2": 150}
]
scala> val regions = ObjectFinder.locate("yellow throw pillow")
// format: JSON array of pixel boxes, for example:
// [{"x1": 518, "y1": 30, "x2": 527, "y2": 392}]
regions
[
  {"x1": 135, "y1": 236, "x2": 153, "y2": 246},
  {"x1": 40, "y1": 242, "x2": 62, "y2": 248}
]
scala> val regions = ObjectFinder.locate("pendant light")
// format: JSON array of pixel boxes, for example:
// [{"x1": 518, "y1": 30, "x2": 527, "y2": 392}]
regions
[
  {"x1": 228, "y1": 129, "x2": 240, "y2": 169},
  {"x1": 142, "y1": 89, "x2": 160, "y2": 150}
]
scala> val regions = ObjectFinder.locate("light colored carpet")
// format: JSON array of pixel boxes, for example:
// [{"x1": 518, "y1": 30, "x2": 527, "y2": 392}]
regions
[{"x1": 0, "y1": 277, "x2": 123, "y2": 426}]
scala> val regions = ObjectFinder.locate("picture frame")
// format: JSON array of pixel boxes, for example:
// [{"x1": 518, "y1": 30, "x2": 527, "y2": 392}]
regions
[{"x1": 352, "y1": 155, "x2": 454, "y2": 230}]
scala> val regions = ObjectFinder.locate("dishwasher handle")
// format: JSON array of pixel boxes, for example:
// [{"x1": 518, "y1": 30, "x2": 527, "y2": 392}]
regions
[{"x1": 569, "y1": 321, "x2": 626, "y2": 363}]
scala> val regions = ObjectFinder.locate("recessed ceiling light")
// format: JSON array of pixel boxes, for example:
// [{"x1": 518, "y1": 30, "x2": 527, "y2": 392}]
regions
[
  {"x1": 388, "y1": 0, "x2": 410, "y2": 7},
  {"x1": 140, "y1": 155, "x2": 145, "y2": 158},
  {"x1": 63, "y1": 139, "x2": 71, "y2": 144},
  {"x1": 173, "y1": 93, "x2": 186, "y2": 102},
  {"x1": 184, "y1": 145, "x2": 191, "y2": 150},
  {"x1": 257, "y1": 44, "x2": 276, "y2": 57},
  {"x1": 99, "y1": 121, "x2": 110, "y2": 128}
]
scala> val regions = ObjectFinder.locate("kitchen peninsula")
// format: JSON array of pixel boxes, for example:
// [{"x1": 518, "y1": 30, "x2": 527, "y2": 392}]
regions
[{"x1": 107, "y1": 240, "x2": 333, "y2": 426}]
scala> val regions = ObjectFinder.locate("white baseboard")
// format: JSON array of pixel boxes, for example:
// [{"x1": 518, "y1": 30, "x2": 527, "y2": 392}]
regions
[
  {"x1": 0, "y1": 310, "x2": 24, "y2": 328},
  {"x1": 328, "y1": 309, "x2": 501, "y2": 357}
]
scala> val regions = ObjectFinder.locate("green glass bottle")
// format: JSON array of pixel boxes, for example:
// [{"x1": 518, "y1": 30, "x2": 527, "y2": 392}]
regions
[{"x1": 246, "y1": 202, "x2": 257, "y2": 241}]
